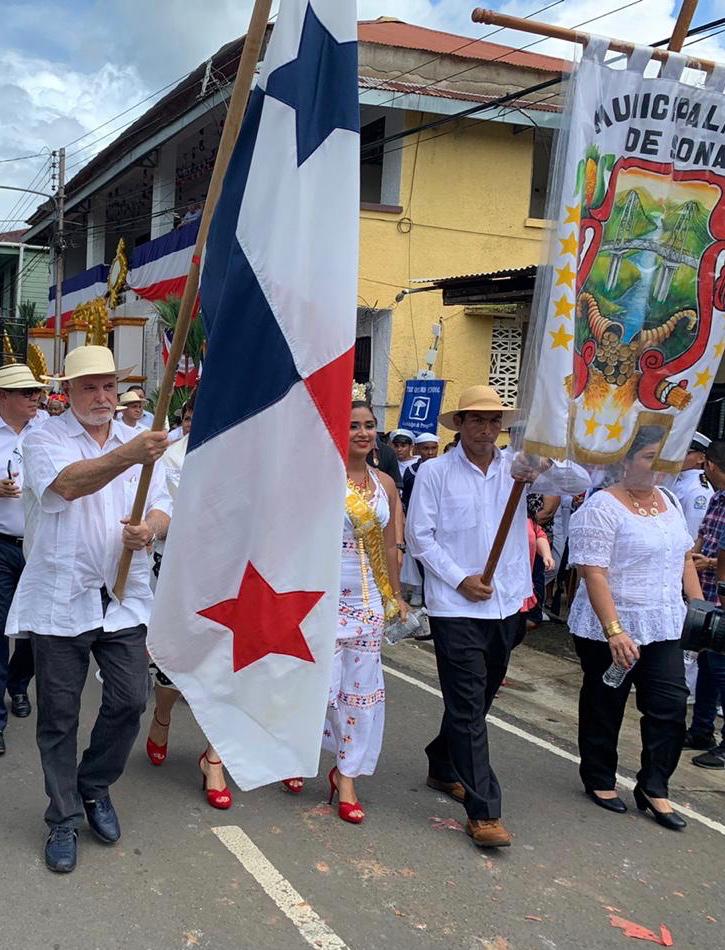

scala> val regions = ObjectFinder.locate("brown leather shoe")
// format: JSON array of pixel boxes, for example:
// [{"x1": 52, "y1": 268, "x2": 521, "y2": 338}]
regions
[
  {"x1": 426, "y1": 775, "x2": 465, "y2": 804},
  {"x1": 466, "y1": 818, "x2": 512, "y2": 848}
]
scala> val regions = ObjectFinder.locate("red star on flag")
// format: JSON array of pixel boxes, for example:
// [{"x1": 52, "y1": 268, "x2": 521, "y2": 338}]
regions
[{"x1": 198, "y1": 562, "x2": 322, "y2": 672}]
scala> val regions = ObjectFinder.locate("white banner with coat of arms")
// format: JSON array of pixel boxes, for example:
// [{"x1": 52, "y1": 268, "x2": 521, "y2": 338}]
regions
[{"x1": 522, "y1": 40, "x2": 725, "y2": 472}]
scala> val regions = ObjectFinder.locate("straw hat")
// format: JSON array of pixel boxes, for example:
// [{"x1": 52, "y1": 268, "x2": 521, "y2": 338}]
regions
[
  {"x1": 439, "y1": 385, "x2": 518, "y2": 431},
  {"x1": 0, "y1": 363, "x2": 49, "y2": 390},
  {"x1": 45, "y1": 345, "x2": 134, "y2": 382},
  {"x1": 118, "y1": 390, "x2": 145, "y2": 407}
]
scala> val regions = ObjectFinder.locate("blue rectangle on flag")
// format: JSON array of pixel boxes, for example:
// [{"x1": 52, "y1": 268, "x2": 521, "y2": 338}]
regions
[{"x1": 399, "y1": 379, "x2": 445, "y2": 434}]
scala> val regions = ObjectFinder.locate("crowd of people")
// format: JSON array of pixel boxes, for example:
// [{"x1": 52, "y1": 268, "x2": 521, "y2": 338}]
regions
[{"x1": 0, "y1": 351, "x2": 722, "y2": 875}]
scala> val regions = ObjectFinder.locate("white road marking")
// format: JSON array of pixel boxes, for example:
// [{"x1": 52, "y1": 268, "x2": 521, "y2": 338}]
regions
[
  {"x1": 383, "y1": 663, "x2": 725, "y2": 837},
  {"x1": 212, "y1": 825, "x2": 350, "y2": 950}
]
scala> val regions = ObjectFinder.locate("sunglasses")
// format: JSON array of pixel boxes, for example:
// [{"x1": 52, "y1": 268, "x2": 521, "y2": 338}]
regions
[{"x1": 14, "y1": 389, "x2": 42, "y2": 398}]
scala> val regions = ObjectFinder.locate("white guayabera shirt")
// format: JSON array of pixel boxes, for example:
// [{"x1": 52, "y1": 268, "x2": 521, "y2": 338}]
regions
[
  {"x1": 6, "y1": 411, "x2": 172, "y2": 638},
  {"x1": 0, "y1": 409, "x2": 48, "y2": 539},
  {"x1": 405, "y1": 442, "x2": 590, "y2": 620}
]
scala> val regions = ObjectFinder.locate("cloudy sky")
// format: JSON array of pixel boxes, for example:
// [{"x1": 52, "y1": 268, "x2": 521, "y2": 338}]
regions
[{"x1": 1, "y1": 0, "x2": 723, "y2": 231}]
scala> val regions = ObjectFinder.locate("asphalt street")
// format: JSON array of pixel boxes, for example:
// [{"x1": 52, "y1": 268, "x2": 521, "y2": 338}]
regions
[{"x1": 1, "y1": 636, "x2": 723, "y2": 950}]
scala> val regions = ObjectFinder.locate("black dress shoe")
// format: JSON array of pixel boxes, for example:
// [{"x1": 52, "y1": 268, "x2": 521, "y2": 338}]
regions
[
  {"x1": 692, "y1": 744, "x2": 725, "y2": 770},
  {"x1": 683, "y1": 728, "x2": 715, "y2": 750},
  {"x1": 45, "y1": 826, "x2": 78, "y2": 873},
  {"x1": 585, "y1": 789, "x2": 627, "y2": 813},
  {"x1": 633, "y1": 785, "x2": 687, "y2": 831},
  {"x1": 84, "y1": 796, "x2": 121, "y2": 844},
  {"x1": 0, "y1": 730, "x2": 5, "y2": 755},
  {"x1": 10, "y1": 693, "x2": 31, "y2": 718}
]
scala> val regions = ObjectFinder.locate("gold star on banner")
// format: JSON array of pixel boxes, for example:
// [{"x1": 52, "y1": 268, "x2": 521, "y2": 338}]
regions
[
  {"x1": 554, "y1": 295, "x2": 574, "y2": 319},
  {"x1": 695, "y1": 368, "x2": 713, "y2": 388},
  {"x1": 584, "y1": 415, "x2": 600, "y2": 436},
  {"x1": 606, "y1": 420, "x2": 624, "y2": 441},
  {"x1": 714, "y1": 341, "x2": 725, "y2": 358},
  {"x1": 559, "y1": 232, "x2": 579, "y2": 257},
  {"x1": 564, "y1": 205, "x2": 580, "y2": 225},
  {"x1": 556, "y1": 263, "x2": 576, "y2": 288},
  {"x1": 549, "y1": 324, "x2": 574, "y2": 350}
]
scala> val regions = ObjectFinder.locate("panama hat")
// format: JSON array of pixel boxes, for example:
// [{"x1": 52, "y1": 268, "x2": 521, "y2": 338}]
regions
[
  {"x1": 0, "y1": 363, "x2": 49, "y2": 390},
  {"x1": 439, "y1": 385, "x2": 518, "y2": 431},
  {"x1": 46, "y1": 345, "x2": 134, "y2": 382},
  {"x1": 118, "y1": 390, "x2": 145, "y2": 407}
]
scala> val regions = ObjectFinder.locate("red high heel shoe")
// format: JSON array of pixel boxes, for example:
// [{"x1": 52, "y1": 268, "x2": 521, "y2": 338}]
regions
[
  {"x1": 146, "y1": 712, "x2": 170, "y2": 766},
  {"x1": 199, "y1": 752, "x2": 233, "y2": 810},
  {"x1": 328, "y1": 767, "x2": 365, "y2": 824},
  {"x1": 282, "y1": 777, "x2": 304, "y2": 794}
]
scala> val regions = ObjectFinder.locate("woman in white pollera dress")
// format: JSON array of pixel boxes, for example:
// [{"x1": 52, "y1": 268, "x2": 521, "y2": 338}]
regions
[{"x1": 282, "y1": 399, "x2": 407, "y2": 823}]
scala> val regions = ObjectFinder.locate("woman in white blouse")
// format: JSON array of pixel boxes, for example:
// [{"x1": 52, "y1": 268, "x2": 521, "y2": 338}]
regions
[{"x1": 568, "y1": 426, "x2": 702, "y2": 830}]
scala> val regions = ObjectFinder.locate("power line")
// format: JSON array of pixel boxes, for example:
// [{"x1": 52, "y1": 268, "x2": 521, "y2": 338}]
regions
[
  {"x1": 362, "y1": 6, "x2": 725, "y2": 161},
  {"x1": 0, "y1": 151, "x2": 46, "y2": 164},
  {"x1": 365, "y1": 0, "x2": 641, "y2": 119},
  {"x1": 0, "y1": 160, "x2": 52, "y2": 234},
  {"x1": 61, "y1": 1, "x2": 560, "y2": 174},
  {"x1": 63, "y1": 5, "x2": 283, "y2": 162},
  {"x1": 362, "y1": 0, "x2": 569, "y2": 111}
]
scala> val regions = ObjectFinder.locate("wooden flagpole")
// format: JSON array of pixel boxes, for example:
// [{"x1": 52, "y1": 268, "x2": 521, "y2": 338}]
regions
[
  {"x1": 471, "y1": 1, "x2": 712, "y2": 71},
  {"x1": 114, "y1": 0, "x2": 274, "y2": 599},
  {"x1": 478, "y1": 0, "x2": 700, "y2": 588}
]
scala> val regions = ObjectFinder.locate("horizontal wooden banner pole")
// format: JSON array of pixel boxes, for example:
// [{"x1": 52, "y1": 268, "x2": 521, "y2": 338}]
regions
[{"x1": 470, "y1": 7, "x2": 719, "y2": 74}]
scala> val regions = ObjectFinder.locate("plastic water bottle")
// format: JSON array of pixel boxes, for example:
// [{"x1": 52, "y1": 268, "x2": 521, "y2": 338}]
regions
[{"x1": 602, "y1": 660, "x2": 637, "y2": 688}]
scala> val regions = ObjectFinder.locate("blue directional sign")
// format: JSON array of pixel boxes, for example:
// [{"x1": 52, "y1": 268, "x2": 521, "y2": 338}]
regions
[{"x1": 398, "y1": 379, "x2": 445, "y2": 435}]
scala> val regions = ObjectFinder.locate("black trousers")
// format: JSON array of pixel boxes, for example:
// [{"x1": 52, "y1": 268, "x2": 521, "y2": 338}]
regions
[
  {"x1": 31, "y1": 623, "x2": 150, "y2": 827},
  {"x1": 427, "y1": 613, "x2": 524, "y2": 820},
  {"x1": 573, "y1": 636, "x2": 687, "y2": 798},
  {"x1": 0, "y1": 538, "x2": 33, "y2": 731}
]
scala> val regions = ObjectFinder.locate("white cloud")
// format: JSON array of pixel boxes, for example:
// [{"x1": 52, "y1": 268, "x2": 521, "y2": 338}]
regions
[
  {"x1": 0, "y1": 50, "x2": 147, "y2": 229},
  {"x1": 1, "y1": 0, "x2": 723, "y2": 228}
]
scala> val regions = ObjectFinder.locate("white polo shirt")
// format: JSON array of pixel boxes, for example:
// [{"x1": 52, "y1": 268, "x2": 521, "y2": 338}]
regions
[
  {"x1": 6, "y1": 411, "x2": 172, "y2": 637},
  {"x1": 406, "y1": 443, "x2": 590, "y2": 619},
  {"x1": 0, "y1": 409, "x2": 48, "y2": 538}
]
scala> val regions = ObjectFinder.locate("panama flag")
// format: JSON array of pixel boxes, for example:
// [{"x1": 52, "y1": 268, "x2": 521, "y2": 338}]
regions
[{"x1": 147, "y1": 0, "x2": 359, "y2": 790}]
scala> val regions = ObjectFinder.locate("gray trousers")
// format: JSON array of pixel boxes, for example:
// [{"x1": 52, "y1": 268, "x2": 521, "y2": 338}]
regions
[{"x1": 30, "y1": 623, "x2": 150, "y2": 827}]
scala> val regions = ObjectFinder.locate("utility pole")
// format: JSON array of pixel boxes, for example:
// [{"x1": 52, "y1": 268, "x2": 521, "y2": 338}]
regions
[{"x1": 52, "y1": 147, "x2": 65, "y2": 374}]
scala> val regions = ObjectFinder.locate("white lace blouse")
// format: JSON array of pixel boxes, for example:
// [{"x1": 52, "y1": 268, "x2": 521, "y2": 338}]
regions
[{"x1": 568, "y1": 490, "x2": 693, "y2": 645}]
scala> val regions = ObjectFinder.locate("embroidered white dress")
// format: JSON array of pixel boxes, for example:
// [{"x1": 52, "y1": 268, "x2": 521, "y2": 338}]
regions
[
  {"x1": 568, "y1": 490, "x2": 693, "y2": 645},
  {"x1": 323, "y1": 472, "x2": 388, "y2": 777}
]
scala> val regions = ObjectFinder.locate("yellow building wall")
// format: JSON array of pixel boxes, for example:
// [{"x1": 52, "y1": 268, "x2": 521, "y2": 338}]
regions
[{"x1": 359, "y1": 114, "x2": 547, "y2": 431}]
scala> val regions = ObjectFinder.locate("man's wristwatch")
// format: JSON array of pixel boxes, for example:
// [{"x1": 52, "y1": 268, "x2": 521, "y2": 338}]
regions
[{"x1": 396, "y1": 543, "x2": 406, "y2": 553}]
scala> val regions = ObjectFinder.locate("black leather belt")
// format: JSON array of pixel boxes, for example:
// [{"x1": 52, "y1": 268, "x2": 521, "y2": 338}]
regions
[{"x1": 0, "y1": 533, "x2": 23, "y2": 547}]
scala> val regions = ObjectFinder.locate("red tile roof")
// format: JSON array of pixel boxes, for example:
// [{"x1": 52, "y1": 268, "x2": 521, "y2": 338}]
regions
[
  {"x1": 0, "y1": 229, "x2": 28, "y2": 243},
  {"x1": 358, "y1": 17, "x2": 568, "y2": 74}
]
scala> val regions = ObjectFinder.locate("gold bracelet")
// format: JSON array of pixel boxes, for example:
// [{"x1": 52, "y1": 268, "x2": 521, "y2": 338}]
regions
[{"x1": 603, "y1": 620, "x2": 625, "y2": 640}]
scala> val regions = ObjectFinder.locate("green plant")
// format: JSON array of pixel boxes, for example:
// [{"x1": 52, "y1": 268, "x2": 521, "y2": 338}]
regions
[
  {"x1": 18, "y1": 299, "x2": 44, "y2": 327},
  {"x1": 153, "y1": 296, "x2": 206, "y2": 369},
  {"x1": 147, "y1": 385, "x2": 192, "y2": 428}
]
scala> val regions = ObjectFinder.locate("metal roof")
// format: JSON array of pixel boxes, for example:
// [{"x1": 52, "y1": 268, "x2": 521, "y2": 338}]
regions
[{"x1": 412, "y1": 266, "x2": 538, "y2": 285}]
